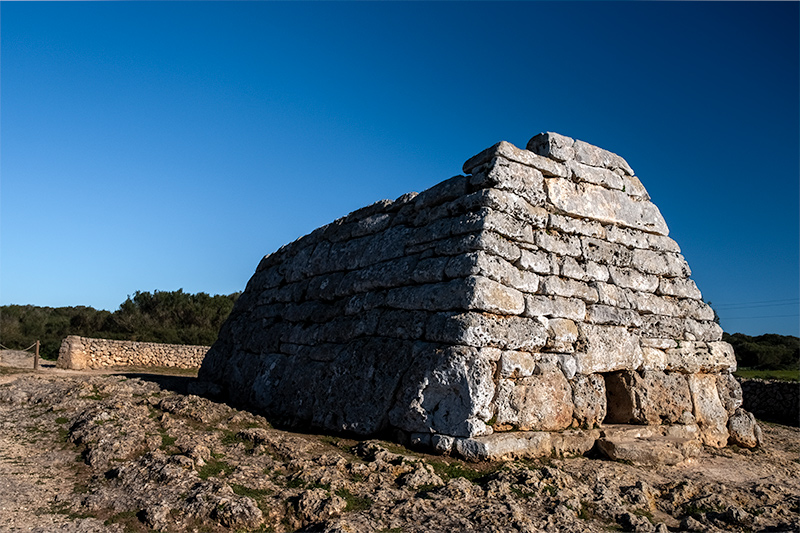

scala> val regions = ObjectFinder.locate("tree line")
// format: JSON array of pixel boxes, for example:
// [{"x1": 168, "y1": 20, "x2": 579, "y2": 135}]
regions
[
  {"x1": 0, "y1": 290, "x2": 240, "y2": 359},
  {"x1": 722, "y1": 332, "x2": 799, "y2": 370}
]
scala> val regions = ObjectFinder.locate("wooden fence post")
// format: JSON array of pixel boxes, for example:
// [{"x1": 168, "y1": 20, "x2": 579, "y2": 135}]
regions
[{"x1": 34, "y1": 340, "x2": 40, "y2": 371}]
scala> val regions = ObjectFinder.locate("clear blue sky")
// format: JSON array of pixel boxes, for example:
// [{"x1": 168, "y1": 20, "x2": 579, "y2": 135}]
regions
[{"x1": 1, "y1": 2, "x2": 798, "y2": 337}]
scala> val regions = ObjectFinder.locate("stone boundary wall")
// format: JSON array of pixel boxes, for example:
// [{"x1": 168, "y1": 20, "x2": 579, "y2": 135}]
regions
[
  {"x1": 57, "y1": 335, "x2": 209, "y2": 370},
  {"x1": 739, "y1": 378, "x2": 799, "y2": 427}
]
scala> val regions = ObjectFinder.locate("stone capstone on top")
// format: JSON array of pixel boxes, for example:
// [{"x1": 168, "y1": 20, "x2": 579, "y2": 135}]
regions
[{"x1": 198, "y1": 131, "x2": 752, "y2": 461}]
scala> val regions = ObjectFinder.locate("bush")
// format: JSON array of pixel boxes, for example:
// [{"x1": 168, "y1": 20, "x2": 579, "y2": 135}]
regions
[{"x1": 0, "y1": 290, "x2": 240, "y2": 359}]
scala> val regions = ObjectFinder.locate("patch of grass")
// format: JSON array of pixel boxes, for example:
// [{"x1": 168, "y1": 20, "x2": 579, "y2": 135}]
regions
[
  {"x1": 632, "y1": 508, "x2": 654, "y2": 522},
  {"x1": 220, "y1": 429, "x2": 255, "y2": 452},
  {"x1": 335, "y1": 488, "x2": 372, "y2": 512},
  {"x1": 197, "y1": 457, "x2": 232, "y2": 480},
  {"x1": 160, "y1": 432, "x2": 177, "y2": 449},
  {"x1": 55, "y1": 416, "x2": 70, "y2": 425},
  {"x1": 684, "y1": 502, "x2": 724, "y2": 517},
  {"x1": 429, "y1": 460, "x2": 488, "y2": 483},
  {"x1": 103, "y1": 510, "x2": 139, "y2": 527},
  {"x1": 81, "y1": 389, "x2": 109, "y2": 401},
  {"x1": 543, "y1": 484, "x2": 557, "y2": 496},
  {"x1": 231, "y1": 483, "x2": 273, "y2": 516},
  {"x1": 734, "y1": 368, "x2": 799, "y2": 381}
]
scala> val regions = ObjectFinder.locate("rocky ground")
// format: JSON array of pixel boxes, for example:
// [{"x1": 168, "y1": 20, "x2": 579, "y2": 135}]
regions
[{"x1": 0, "y1": 351, "x2": 798, "y2": 533}]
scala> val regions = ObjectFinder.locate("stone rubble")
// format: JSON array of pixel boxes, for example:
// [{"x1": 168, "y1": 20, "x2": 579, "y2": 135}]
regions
[{"x1": 199, "y1": 131, "x2": 755, "y2": 460}]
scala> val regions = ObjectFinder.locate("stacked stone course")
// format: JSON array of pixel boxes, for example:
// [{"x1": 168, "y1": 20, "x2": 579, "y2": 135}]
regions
[
  {"x1": 57, "y1": 335, "x2": 208, "y2": 370},
  {"x1": 200, "y1": 132, "x2": 758, "y2": 460}
]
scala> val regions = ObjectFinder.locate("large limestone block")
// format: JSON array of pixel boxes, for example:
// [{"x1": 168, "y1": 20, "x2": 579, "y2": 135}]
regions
[
  {"x1": 544, "y1": 177, "x2": 668, "y2": 235},
  {"x1": 604, "y1": 370, "x2": 693, "y2": 425},
  {"x1": 468, "y1": 157, "x2": 546, "y2": 207},
  {"x1": 665, "y1": 341, "x2": 736, "y2": 374},
  {"x1": 597, "y1": 435, "x2": 700, "y2": 466},
  {"x1": 571, "y1": 373, "x2": 607, "y2": 428},
  {"x1": 687, "y1": 373, "x2": 730, "y2": 447},
  {"x1": 389, "y1": 345, "x2": 495, "y2": 438},
  {"x1": 57, "y1": 335, "x2": 89, "y2": 370},
  {"x1": 526, "y1": 131, "x2": 576, "y2": 162},
  {"x1": 446, "y1": 251, "x2": 540, "y2": 294},
  {"x1": 462, "y1": 140, "x2": 569, "y2": 178},
  {"x1": 572, "y1": 139, "x2": 635, "y2": 176},
  {"x1": 727, "y1": 408, "x2": 763, "y2": 449},
  {"x1": 494, "y1": 371, "x2": 574, "y2": 431},
  {"x1": 385, "y1": 276, "x2": 525, "y2": 315},
  {"x1": 523, "y1": 295, "x2": 586, "y2": 321},
  {"x1": 243, "y1": 337, "x2": 419, "y2": 435},
  {"x1": 498, "y1": 350, "x2": 539, "y2": 378},
  {"x1": 544, "y1": 318, "x2": 578, "y2": 353},
  {"x1": 715, "y1": 373, "x2": 743, "y2": 415},
  {"x1": 426, "y1": 311, "x2": 548, "y2": 352},
  {"x1": 574, "y1": 324, "x2": 643, "y2": 374},
  {"x1": 455, "y1": 431, "x2": 553, "y2": 461}
]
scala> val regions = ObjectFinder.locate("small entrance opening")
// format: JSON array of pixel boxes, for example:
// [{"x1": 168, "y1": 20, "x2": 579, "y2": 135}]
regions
[{"x1": 602, "y1": 371, "x2": 634, "y2": 424}]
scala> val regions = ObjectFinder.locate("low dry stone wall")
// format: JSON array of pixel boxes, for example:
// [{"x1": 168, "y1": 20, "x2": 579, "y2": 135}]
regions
[
  {"x1": 740, "y1": 378, "x2": 799, "y2": 427},
  {"x1": 57, "y1": 335, "x2": 209, "y2": 370}
]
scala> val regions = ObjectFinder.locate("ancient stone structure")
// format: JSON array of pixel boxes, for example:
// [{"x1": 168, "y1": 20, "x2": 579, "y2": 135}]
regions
[
  {"x1": 199, "y1": 132, "x2": 758, "y2": 460},
  {"x1": 57, "y1": 335, "x2": 209, "y2": 370}
]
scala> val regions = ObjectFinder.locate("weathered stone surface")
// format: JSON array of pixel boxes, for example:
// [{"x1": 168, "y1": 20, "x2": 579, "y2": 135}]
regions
[
  {"x1": 727, "y1": 408, "x2": 763, "y2": 449},
  {"x1": 597, "y1": 435, "x2": 700, "y2": 465},
  {"x1": 716, "y1": 373, "x2": 743, "y2": 415},
  {"x1": 518, "y1": 249, "x2": 557, "y2": 274},
  {"x1": 498, "y1": 350, "x2": 539, "y2": 378},
  {"x1": 604, "y1": 370, "x2": 693, "y2": 425},
  {"x1": 574, "y1": 324, "x2": 643, "y2": 374},
  {"x1": 545, "y1": 318, "x2": 579, "y2": 352},
  {"x1": 665, "y1": 341, "x2": 736, "y2": 374},
  {"x1": 494, "y1": 372, "x2": 574, "y2": 431},
  {"x1": 687, "y1": 373, "x2": 730, "y2": 447},
  {"x1": 572, "y1": 139, "x2": 635, "y2": 175},
  {"x1": 541, "y1": 276, "x2": 599, "y2": 303},
  {"x1": 446, "y1": 252, "x2": 539, "y2": 294},
  {"x1": 454, "y1": 431, "x2": 553, "y2": 461},
  {"x1": 567, "y1": 159, "x2": 625, "y2": 190},
  {"x1": 544, "y1": 178, "x2": 667, "y2": 235},
  {"x1": 571, "y1": 374, "x2": 606, "y2": 428},
  {"x1": 523, "y1": 295, "x2": 586, "y2": 321},
  {"x1": 389, "y1": 345, "x2": 495, "y2": 438},
  {"x1": 526, "y1": 132, "x2": 575, "y2": 162},
  {"x1": 426, "y1": 312, "x2": 548, "y2": 352},
  {"x1": 200, "y1": 131, "x2": 739, "y2": 453},
  {"x1": 463, "y1": 140, "x2": 569, "y2": 178}
]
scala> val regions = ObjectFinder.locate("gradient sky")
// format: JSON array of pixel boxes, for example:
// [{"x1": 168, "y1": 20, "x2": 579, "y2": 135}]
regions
[{"x1": 1, "y1": 2, "x2": 798, "y2": 337}]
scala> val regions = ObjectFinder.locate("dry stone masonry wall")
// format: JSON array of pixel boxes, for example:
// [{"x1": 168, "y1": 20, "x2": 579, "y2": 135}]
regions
[
  {"x1": 57, "y1": 335, "x2": 208, "y2": 370},
  {"x1": 199, "y1": 132, "x2": 760, "y2": 461}
]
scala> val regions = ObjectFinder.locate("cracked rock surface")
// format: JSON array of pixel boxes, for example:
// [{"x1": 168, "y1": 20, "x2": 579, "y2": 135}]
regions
[{"x1": 0, "y1": 367, "x2": 798, "y2": 533}]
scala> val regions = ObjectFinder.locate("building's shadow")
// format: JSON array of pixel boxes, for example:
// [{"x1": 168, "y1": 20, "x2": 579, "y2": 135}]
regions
[{"x1": 110, "y1": 372, "x2": 197, "y2": 396}]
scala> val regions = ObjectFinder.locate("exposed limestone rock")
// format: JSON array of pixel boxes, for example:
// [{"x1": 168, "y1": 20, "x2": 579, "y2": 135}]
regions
[{"x1": 199, "y1": 131, "x2": 754, "y2": 458}]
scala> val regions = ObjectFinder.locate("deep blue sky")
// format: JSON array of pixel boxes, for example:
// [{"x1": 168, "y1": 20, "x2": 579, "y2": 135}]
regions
[{"x1": 1, "y1": 2, "x2": 798, "y2": 337}]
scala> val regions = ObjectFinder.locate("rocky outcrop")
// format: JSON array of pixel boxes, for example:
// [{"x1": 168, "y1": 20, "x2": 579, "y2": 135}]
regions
[{"x1": 199, "y1": 131, "x2": 755, "y2": 459}]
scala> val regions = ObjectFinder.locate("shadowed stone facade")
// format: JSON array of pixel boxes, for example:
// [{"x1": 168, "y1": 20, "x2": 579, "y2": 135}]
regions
[{"x1": 199, "y1": 132, "x2": 758, "y2": 460}]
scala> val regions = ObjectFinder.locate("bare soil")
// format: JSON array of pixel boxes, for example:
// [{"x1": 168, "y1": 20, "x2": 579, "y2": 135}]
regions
[{"x1": 0, "y1": 350, "x2": 798, "y2": 533}]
